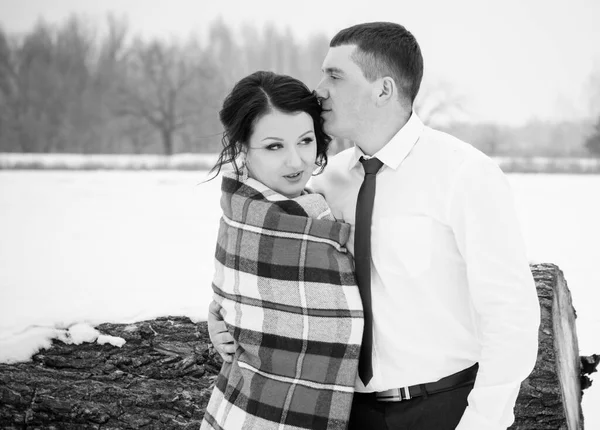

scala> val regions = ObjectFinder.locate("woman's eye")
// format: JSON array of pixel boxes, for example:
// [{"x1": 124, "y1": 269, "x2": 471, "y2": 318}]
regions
[
  {"x1": 300, "y1": 138, "x2": 314, "y2": 145},
  {"x1": 266, "y1": 143, "x2": 282, "y2": 150}
]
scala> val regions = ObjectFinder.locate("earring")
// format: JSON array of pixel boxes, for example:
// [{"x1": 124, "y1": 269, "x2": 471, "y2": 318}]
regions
[{"x1": 236, "y1": 151, "x2": 249, "y2": 182}]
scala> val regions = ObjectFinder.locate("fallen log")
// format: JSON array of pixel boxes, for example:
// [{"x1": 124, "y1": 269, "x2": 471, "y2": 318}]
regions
[
  {"x1": 509, "y1": 263, "x2": 596, "y2": 430},
  {"x1": 0, "y1": 263, "x2": 596, "y2": 429},
  {"x1": 0, "y1": 317, "x2": 220, "y2": 429}
]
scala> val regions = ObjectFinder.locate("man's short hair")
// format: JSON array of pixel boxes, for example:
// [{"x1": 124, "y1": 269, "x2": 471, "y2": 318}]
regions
[{"x1": 330, "y1": 22, "x2": 424, "y2": 103}]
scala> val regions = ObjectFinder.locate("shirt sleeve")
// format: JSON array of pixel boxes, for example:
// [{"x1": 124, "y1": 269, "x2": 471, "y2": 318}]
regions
[{"x1": 447, "y1": 154, "x2": 540, "y2": 430}]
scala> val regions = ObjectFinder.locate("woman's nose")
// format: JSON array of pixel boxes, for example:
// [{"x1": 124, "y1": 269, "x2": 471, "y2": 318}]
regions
[{"x1": 286, "y1": 147, "x2": 303, "y2": 168}]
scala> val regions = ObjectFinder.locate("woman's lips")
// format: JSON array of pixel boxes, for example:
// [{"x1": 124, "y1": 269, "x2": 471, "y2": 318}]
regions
[{"x1": 284, "y1": 171, "x2": 303, "y2": 182}]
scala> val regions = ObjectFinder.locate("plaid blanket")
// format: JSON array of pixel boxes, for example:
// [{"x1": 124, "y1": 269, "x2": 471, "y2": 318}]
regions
[{"x1": 201, "y1": 173, "x2": 364, "y2": 430}]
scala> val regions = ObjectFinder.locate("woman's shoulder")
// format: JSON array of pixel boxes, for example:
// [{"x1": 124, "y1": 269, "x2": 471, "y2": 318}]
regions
[{"x1": 294, "y1": 191, "x2": 335, "y2": 221}]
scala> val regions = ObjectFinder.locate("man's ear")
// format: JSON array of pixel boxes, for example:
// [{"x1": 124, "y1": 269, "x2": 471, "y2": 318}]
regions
[{"x1": 374, "y1": 77, "x2": 396, "y2": 106}]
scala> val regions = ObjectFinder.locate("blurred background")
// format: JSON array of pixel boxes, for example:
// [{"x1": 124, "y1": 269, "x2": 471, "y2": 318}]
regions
[{"x1": 1, "y1": 0, "x2": 599, "y2": 158}]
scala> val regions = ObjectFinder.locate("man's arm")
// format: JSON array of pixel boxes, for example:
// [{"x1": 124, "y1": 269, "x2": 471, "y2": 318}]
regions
[
  {"x1": 207, "y1": 300, "x2": 235, "y2": 363},
  {"x1": 448, "y1": 156, "x2": 540, "y2": 430}
]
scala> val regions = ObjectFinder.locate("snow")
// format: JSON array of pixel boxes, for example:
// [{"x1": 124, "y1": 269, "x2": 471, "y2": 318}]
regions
[
  {"x1": 1, "y1": 322, "x2": 125, "y2": 363},
  {"x1": 1, "y1": 152, "x2": 600, "y2": 173},
  {"x1": 0, "y1": 170, "x2": 222, "y2": 363},
  {"x1": 0, "y1": 170, "x2": 598, "y2": 425},
  {"x1": 58, "y1": 323, "x2": 100, "y2": 344},
  {"x1": 0, "y1": 153, "x2": 219, "y2": 170},
  {"x1": 97, "y1": 334, "x2": 126, "y2": 347},
  {"x1": 0, "y1": 327, "x2": 60, "y2": 364}
]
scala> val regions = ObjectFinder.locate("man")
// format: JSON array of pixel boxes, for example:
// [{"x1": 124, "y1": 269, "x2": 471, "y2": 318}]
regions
[{"x1": 209, "y1": 22, "x2": 540, "y2": 429}]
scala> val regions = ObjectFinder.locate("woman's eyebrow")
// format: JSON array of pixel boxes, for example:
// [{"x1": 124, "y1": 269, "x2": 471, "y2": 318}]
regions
[
  {"x1": 261, "y1": 130, "x2": 314, "y2": 142},
  {"x1": 297, "y1": 130, "x2": 315, "y2": 139}
]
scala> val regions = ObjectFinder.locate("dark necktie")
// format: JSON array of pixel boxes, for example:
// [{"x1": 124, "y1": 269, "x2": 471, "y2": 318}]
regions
[{"x1": 355, "y1": 156, "x2": 384, "y2": 386}]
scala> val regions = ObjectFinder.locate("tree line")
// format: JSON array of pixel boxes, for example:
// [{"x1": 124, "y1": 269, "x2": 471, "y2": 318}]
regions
[
  {"x1": 0, "y1": 15, "x2": 598, "y2": 157},
  {"x1": 0, "y1": 15, "x2": 334, "y2": 155}
]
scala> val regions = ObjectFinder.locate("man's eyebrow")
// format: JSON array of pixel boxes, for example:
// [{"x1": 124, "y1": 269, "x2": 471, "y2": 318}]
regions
[{"x1": 322, "y1": 67, "x2": 345, "y2": 75}]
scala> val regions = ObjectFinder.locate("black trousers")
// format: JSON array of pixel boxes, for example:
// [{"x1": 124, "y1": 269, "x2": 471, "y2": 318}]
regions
[{"x1": 348, "y1": 380, "x2": 474, "y2": 430}]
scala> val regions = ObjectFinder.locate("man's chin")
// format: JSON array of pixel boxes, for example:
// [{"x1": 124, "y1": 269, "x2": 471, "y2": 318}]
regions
[
  {"x1": 324, "y1": 127, "x2": 348, "y2": 141},
  {"x1": 323, "y1": 123, "x2": 339, "y2": 139}
]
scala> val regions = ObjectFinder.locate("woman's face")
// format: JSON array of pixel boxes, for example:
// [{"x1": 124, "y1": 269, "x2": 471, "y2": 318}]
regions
[{"x1": 245, "y1": 110, "x2": 317, "y2": 199}]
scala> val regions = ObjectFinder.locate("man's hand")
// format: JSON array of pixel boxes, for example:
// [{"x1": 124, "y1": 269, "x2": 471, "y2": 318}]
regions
[{"x1": 208, "y1": 300, "x2": 236, "y2": 363}]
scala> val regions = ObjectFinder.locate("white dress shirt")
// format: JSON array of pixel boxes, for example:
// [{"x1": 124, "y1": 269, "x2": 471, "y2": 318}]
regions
[{"x1": 309, "y1": 113, "x2": 540, "y2": 430}]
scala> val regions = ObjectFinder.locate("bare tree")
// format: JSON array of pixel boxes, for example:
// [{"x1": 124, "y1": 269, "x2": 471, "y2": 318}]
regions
[
  {"x1": 0, "y1": 27, "x2": 20, "y2": 151},
  {"x1": 0, "y1": 16, "x2": 99, "y2": 153},
  {"x1": 297, "y1": 33, "x2": 330, "y2": 89},
  {"x1": 584, "y1": 117, "x2": 600, "y2": 156},
  {"x1": 0, "y1": 18, "x2": 472, "y2": 155},
  {"x1": 206, "y1": 17, "x2": 240, "y2": 88},
  {"x1": 415, "y1": 79, "x2": 468, "y2": 127},
  {"x1": 4, "y1": 20, "x2": 60, "y2": 152},
  {"x1": 586, "y1": 60, "x2": 600, "y2": 118},
  {"x1": 117, "y1": 39, "x2": 211, "y2": 155}
]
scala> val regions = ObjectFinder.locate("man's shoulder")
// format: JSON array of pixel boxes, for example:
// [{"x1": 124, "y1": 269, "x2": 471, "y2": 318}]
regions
[
  {"x1": 422, "y1": 126, "x2": 474, "y2": 154},
  {"x1": 421, "y1": 126, "x2": 496, "y2": 169}
]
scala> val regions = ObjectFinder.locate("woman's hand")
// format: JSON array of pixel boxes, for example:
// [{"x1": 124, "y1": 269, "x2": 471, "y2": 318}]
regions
[{"x1": 208, "y1": 300, "x2": 236, "y2": 363}]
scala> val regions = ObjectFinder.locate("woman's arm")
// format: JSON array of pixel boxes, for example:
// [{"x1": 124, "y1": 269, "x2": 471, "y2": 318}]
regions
[{"x1": 208, "y1": 300, "x2": 236, "y2": 363}]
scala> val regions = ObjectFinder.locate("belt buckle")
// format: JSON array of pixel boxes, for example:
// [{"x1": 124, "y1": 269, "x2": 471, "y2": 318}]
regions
[{"x1": 376, "y1": 386, "x2": 411, "y2": 402}]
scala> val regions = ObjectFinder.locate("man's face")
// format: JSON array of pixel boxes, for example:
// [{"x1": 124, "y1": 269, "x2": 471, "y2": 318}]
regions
[{"x1": 315, "y1": 45, "x2": 375, "y2": 141}]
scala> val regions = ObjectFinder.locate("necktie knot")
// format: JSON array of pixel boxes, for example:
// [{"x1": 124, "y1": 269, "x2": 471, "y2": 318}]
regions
[{"x1": 360, "y1": 157, "x2": 384, "y2": 175}]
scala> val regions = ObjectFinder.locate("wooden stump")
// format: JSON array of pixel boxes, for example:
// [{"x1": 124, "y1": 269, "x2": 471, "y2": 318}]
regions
[
  {"x1": 510, "y1": 263, "x2": 585, "y2": 430},
  {"x1": 0, "y1": 264, "x2": 596, "y2": 429}
]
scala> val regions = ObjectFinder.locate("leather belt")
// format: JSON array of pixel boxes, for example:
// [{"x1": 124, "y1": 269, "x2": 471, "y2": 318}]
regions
[{"x1": 375, "y1": 363, "x2": 479, "y2": 402}]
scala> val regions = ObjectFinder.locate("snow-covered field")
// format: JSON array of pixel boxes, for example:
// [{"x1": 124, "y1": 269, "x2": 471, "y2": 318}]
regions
[
  {"x1": 1, "y1": 170, "x2": 599, "y2": 425},
  {"x1": 2, "y1": 152, "x2": 600, "y2": 173}
]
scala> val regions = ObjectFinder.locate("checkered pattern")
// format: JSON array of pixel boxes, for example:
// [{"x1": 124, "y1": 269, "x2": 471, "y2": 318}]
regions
[{"x1": 201, "y1": 173, "x2": 364, "y2": 430}]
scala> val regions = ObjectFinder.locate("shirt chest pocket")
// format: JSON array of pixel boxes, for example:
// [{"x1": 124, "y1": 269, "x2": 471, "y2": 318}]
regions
[{"x1": 373, "y1": 215, "x2": 433, "y2": 278}]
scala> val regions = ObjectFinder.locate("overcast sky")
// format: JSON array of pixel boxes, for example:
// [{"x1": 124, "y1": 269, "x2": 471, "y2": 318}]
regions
[{"x1": 1, "y1": 0, "x2": 599, "y2": 125}]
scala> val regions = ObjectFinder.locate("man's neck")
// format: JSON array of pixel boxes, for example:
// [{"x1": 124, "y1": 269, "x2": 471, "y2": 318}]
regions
[{"x1": 353, "y1": 110, "x2": 412, "y2": 156}]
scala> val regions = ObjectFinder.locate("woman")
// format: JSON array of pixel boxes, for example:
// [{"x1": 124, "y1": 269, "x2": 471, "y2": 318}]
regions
[{"x1": 201, "y1": 71, "x2": 363, "y2": 430}]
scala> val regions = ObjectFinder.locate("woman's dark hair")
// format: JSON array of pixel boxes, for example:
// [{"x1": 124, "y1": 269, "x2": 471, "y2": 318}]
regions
[{"x1": 208, "y1": 71, "x2": 330, "y2": 179}]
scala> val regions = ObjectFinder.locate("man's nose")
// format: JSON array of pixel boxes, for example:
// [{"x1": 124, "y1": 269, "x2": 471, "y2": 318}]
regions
[{"x1": 314, "y1": 82, "x2": 329, "y2": 100}]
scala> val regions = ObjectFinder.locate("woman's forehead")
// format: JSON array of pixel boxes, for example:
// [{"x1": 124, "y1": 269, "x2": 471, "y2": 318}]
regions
[{"x1": 252, "y1": 111, "x2": 314, "y2": 141}]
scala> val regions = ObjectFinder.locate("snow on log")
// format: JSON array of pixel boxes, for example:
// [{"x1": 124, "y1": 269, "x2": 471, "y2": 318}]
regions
[{"x1": 0, "y1": 317, "x2": 221, "y2": 429}]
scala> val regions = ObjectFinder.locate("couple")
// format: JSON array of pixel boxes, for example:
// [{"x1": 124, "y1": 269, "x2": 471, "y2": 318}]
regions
[{"x1": 201, "y1": 22, "x2": 540, "y2": 430}]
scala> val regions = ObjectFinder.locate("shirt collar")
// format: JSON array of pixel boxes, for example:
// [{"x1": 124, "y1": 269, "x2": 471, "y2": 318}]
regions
[{"x1": 347, "y1": 112, "x2": 424, "y2": 171}]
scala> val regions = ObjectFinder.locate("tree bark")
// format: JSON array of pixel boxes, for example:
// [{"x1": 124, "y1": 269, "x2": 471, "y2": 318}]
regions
[
  {"x1": 0, "y1": 264, "x2": 596, "y2": 429},
  {"x1": 161, "y1": 128, "x2": 174, "y2": 156},
  {"x1": 509, "y1": 263, "x2": 588, "y2": 430},
  {"x1": 0, "y1": 316, "x2": 221, "y2": 429}
]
